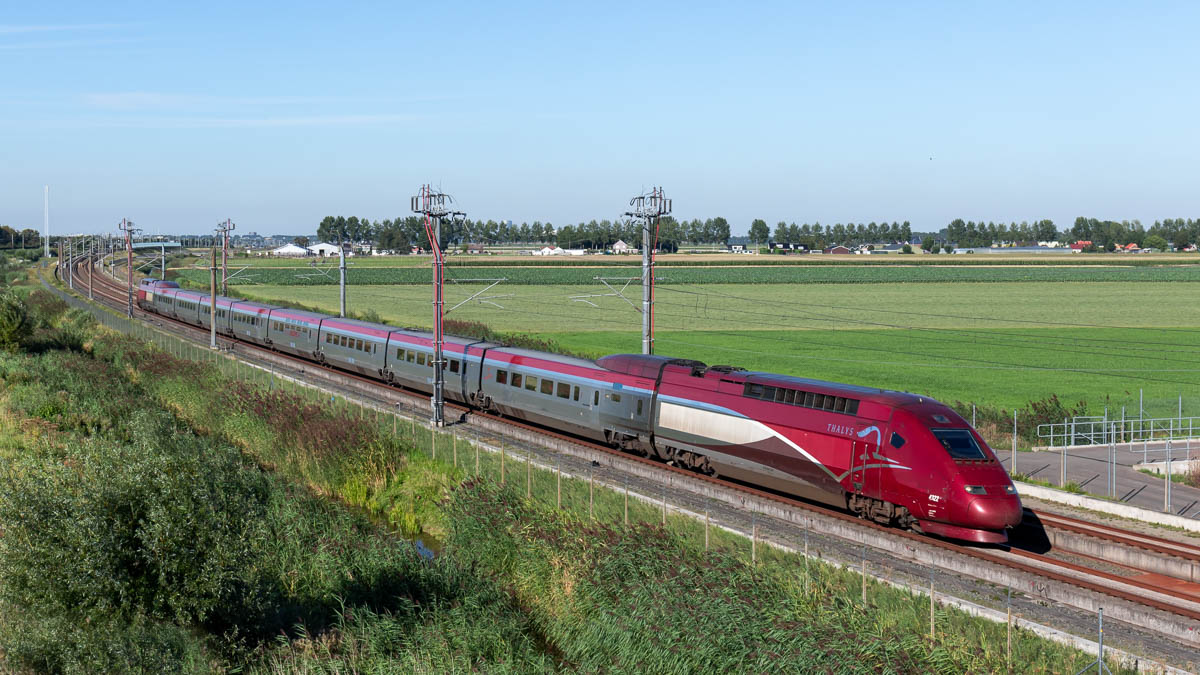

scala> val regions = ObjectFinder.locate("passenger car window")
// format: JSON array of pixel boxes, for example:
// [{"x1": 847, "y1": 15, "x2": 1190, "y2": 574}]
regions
[
  {"x1": 931, "y1": 428, "x2": 987, "y2": 460},
  {"x1": 511, "y1": 373, "x2": 522, "y2": 388},
  {"x1": 557, "y1": 382, "x2": 570, "y2": 399},
  {"x1": 541, "y1": 379, "x2": 554, "y2": 395},
  {"x1": 450, "y1": 360, "x2": 459, "y2": 373},
  {"x1": 525, "y1": 376, "x2": 538, "y2": 392},
  {"x1": 496, "y1": 370, "x2": 507, "y2": 385}
]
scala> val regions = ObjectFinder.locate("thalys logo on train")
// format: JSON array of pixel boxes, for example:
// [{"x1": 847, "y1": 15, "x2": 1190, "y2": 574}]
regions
[{"x1": 826, "y1": 423, "x2": 856, "y2": 436}]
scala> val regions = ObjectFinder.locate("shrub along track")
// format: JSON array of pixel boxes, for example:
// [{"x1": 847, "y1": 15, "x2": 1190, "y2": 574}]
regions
[{"x1": 66, "y1": 257, "x2": 1200, "y2": 667}]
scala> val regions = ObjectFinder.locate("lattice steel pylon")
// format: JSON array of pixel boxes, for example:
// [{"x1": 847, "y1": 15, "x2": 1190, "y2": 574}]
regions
[
  {"x1": 216, "y1": 219, "x2": 235, "y2": 295},
  {"x1": 411, "y1": 185, "x2": 465, "y2": 427},
  {"x1": 624, "y1": 187, "x2": 671, "y2": 355},
  {"x1": 117, "y1": 219, "x2": 140, "y2": 317}
]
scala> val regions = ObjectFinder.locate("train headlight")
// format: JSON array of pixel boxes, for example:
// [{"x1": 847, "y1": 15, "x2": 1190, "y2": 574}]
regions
[
  {"x1": 1004, "y1": 484, "x2": 1017, "y2": 495},
  {"x1": 964, "y1": 485, "x2": 987, "y2": 495}
]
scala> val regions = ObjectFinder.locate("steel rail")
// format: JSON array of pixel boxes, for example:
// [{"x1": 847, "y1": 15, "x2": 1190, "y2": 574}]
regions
[{"x1": 71, "y1": 256, "x2": 1200, "y2": 628}]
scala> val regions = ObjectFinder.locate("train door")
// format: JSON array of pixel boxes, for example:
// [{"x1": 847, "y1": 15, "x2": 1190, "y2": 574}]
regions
[
  {"x1": 598, "y1": 387, "x2": 634, "y2": 439},
  {"x1": 849, "y1": 438, "x2": 880, "y2": 499}
]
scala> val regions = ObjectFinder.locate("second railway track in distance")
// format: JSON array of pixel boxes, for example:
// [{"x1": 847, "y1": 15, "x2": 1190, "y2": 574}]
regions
[{"x1": 65, "y1": 256, "x2": 1200, "y2": 662}]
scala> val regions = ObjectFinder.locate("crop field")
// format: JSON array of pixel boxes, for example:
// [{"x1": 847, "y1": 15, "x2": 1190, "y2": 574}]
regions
[
  {"x1": 229, "y1": 280, "x2": 1200, "y2": 416},
  {"x1": 173, "y1": 263, "x2": 1200, "y2": 287},
  {"x1": 189, "y1": 251, "x2": 1200, "y2": 267}
]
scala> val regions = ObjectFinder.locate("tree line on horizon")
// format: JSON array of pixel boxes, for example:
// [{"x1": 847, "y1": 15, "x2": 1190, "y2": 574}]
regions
[
  {"x1": 315, "y1": 215, "x2": 731, "y2": 252},
  {"x1": 1069, "y1": 217, "x2": 1199, "y2": 251},
  {"x1": 0, "y1": 226, "x2": 41, "y2": 249},
  {"x1": 303, "y1": 214, "x2": 1198, "y2": 252}
]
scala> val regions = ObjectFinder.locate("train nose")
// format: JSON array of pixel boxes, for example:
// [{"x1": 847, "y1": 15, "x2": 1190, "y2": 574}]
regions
[{"x1": 965, "y1": 495, "x2": 1023, "y2": 530}]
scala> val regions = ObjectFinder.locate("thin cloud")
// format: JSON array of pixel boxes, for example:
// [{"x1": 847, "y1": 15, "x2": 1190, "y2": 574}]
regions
[
  {"x1": 33, "y1": 114, "x2": 420, "y2": 129},
  {"x1": 0, "y1": 37, "x2": 146, "y2": 50},
  {"x1": 0, "y1": 23, "x2": 127, "y2": 34},
  {"x1": 82, "y1": 92, "x2": 341, "y2": 111},
  {"x1": 170, "y1": 114, "x2": 418, "y2": 128},
  {"x1": 81, "y1": 91, "x2": 460, "y2": 111}
]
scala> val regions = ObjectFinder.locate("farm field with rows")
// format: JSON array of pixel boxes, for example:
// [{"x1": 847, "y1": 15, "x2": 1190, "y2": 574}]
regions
[
  {"x1": 230, "y1": 280, "x2": 1200, "y2": 416},
  {"x1": 174, "y1": 262, "x2": 1200, "y2": 287}
]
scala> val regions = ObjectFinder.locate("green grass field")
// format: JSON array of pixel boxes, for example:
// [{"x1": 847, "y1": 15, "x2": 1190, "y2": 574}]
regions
[{"x1": 230, "y1": 281, "x2": 1200, "y2": 416}]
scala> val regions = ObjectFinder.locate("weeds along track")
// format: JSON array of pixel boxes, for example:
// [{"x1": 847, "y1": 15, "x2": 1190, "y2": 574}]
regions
[{"x1": 68, "y1": 257, "x2": 1200, "y2": 654}]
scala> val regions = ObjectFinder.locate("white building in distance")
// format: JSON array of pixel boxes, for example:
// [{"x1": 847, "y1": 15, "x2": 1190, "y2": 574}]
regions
[
  {"x1": 269, "y1": 243, "x2": 309, "y2": 257},
  {"x1": 307, "y1": 242, "x2": 344, "y2": 257}
]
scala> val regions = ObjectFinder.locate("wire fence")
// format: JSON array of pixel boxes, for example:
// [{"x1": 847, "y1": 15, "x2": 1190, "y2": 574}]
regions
[{"x1": 1039, "y1": 414, "x2": 1198, "y2": 448}]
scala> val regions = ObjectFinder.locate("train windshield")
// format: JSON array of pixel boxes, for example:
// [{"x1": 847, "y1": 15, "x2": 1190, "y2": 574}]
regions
[{"x1": 931, "y1": 428, "x2": 987, "y2": 460}]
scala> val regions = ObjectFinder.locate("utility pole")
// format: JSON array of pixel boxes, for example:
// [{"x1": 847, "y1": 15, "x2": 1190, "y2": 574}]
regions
[
  {"x1": 88, "y1": 237, "x2": 94, "y2": 300},
  {"x1": 66, "y1": 236, "x2": 73, "y2": 289},
  {"x1": 216, "y1": 219, "x2": 235, "y2": 295},
  {"x1": 339, "y1": 240, "x2": 347, "y2": 317},
  {"x1": 624, "y1": 187, "x2": 671, "y2": 355},
  {"x1": 209, "y1": 247, "x2": 218, "y2": 349},
  {"x1": 43, "y1": 186, "x2": 49, "y2": 264},
  {"x1": 412, "y1": 185, "x2": 465, "y2": 427},
  {"x1": 161, "y1": 243, "x2": 166, "y2": 279},
  {"x1": 118, "y1": 219, "x2": 139, "y2": 317}
]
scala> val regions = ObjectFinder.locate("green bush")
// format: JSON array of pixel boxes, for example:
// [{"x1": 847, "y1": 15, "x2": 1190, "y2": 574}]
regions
[
  {"x1": 0, "y1": 412, "x2": 271, "y2": 628},
  {"x1": 0, "y1": 291, "x2": 30, "y2": 350}
]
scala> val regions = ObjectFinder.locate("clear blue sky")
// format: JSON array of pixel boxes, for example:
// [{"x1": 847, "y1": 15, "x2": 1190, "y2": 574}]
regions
[{"x1": 3, "y1": 2, "x2": 1198, "y2": 237}]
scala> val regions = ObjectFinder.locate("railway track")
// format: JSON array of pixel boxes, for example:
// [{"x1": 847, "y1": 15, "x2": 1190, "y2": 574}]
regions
[{"x1": 64, "y1": 257, "x2": 1200, "y2": 655}]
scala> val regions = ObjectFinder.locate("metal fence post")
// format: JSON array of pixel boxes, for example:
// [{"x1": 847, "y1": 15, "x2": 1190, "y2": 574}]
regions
[
  {"x1": 929, "y1": 571, "x2": 936, "y2": 641},
  {"x1": 1006, "y1": 586, "x2": 1012, "y2": 668},
  {"x1": 1165, "y1": 440, "x2": 1172, "y2": 513},
  {"x1": 1012, "y1": 410, "x2": 1018, "y2": 476},
  {"x1": 860, "y1": 544, "x2": 866, "y2": 603},
  {"x1": 751, "y1": 513, "x2": 757, "y2": 565}
]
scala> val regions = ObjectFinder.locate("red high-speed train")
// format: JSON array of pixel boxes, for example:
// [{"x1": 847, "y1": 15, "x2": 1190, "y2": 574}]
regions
[{"x1": 138, "y1": 278, "x2": 1022, "y2": 543}]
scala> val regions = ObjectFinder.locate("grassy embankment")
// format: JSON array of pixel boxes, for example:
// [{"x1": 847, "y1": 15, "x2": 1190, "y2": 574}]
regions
[{"x1": 0, "y1": 279, "x2": 1131, "y2": 672}]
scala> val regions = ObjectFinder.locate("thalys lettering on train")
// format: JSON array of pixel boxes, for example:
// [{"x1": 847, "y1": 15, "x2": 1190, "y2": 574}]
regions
[{"x1": 138, "y1": 278, "x2": 1022, "y2": 543}]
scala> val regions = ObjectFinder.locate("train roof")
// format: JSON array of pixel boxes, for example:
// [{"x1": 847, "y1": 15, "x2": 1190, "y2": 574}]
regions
[
  {"x1": 230, "y1": 300, "x2": 273, "y2": 313},
  {"x1": 140, "y1": 278, "x2": 179, "y2": 289},
  {"x1": 598, "y1": 353, "x2": 924, "y2": 407},
  {"x1": 320, "y1": 317, "x2": 393, "y2": 339},
  {"x1": 745, "y1": 371, "x2": 924, "y2": 407},
  {"x1": 492, "y1": 345, "x2": 604, "y2": 372},
  {"x1": 597, "y1": 353, "x2": 707, "y2": 379},
  {"x1": 270, "y1": 308, "x2": 327, "y2": 325},
  {"x1": 196, "y1": 294, "x2": 238, "y2": 309},
  {"x1": 388, "y1": 330, "x2": 502, "y2": 351}
]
